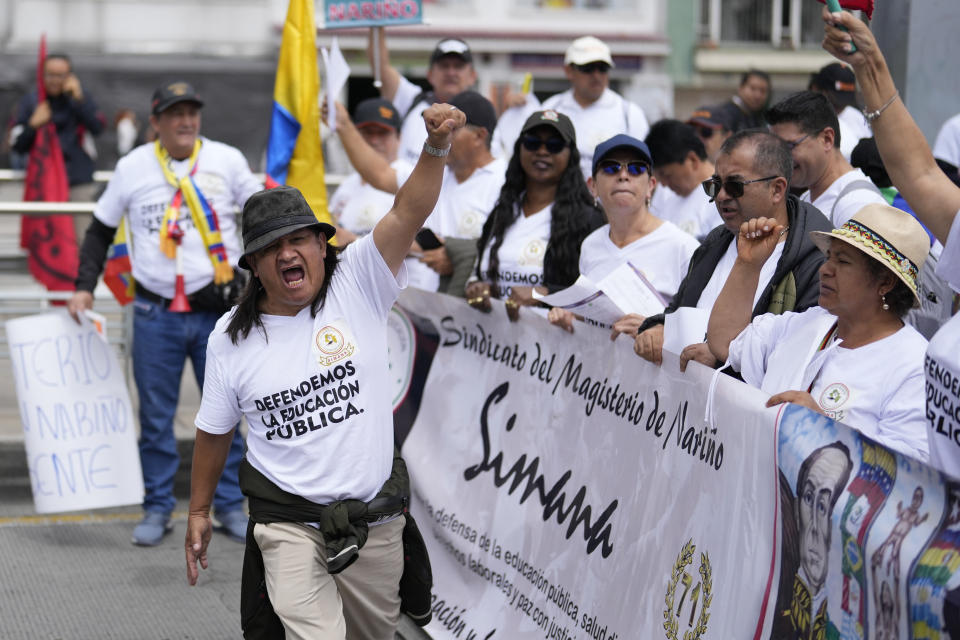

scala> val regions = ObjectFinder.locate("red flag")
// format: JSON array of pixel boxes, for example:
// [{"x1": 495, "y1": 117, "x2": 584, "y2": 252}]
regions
[
  {"x1": 817, "y1": 0, "x2": 875, "y2": 20},
  {"x1": 21, "y1": 35, "x2": 78, "y2": 293}
]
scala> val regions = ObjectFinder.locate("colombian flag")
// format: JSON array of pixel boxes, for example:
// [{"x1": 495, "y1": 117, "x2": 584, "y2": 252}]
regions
[{"x1": 266, "y1": 0, "x2": 331, "y2": 227}]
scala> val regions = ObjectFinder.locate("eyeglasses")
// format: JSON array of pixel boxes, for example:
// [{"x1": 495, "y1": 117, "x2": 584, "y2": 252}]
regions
[
  {"x1": 598, "y1": 160, "x2": 650, "y2": 177},
  {"x1": 783, "y1": 133, "x2": 811, "y2": 150},
  {"x1": 573, "y1": 62, "x2": 611, "y2": 74},
  {"x1": 701, "y1": 175, "x2": 779, "y2": 200},
  {"x1": 521, "y1": 135, "x2": 567, "y2": 154}
]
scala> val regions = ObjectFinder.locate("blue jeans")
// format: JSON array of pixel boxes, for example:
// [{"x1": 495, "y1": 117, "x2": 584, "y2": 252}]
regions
[{"x1": 132, "y1": 295, "x2": 245, "y2": 515}]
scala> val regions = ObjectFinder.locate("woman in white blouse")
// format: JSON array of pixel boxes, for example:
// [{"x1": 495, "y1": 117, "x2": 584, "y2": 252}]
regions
[{"x1": 703, "y1": 203, "x2": 931, "y2": 460}]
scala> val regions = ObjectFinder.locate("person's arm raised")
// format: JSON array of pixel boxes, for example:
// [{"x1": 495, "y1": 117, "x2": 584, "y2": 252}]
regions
[
  {"x1": 706, "y1": 217, "x2": 784, "y2": 363},
  {"x1": 367, "y1": 27, "x2": 402, "y2": 102},
  {"x1": 328, "y1": 101, "x2": 399, "y2": 194},
  {"x1": 822, "y1": 7, "x2": 960, "y2": 242},
  {"x1": 373, "y1": 104, "x2": 465, "y2": 275}
]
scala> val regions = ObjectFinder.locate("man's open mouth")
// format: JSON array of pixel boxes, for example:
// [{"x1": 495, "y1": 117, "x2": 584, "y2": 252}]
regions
[{"x1": 282, "y1": 266, "x2": 305, "y2": 286}]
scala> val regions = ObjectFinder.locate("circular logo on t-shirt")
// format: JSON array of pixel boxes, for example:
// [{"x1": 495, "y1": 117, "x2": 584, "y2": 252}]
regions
[
  {"x1": 819, "y1": 382, "x2": 851, "y2": 414},
  {"x1": 519, "y1": 239, "x2": 546, "y2": 267},
  {"x1": 316, "y1": 326, "x2": 346, "y2": 355},
  {"x1": 457, "y1": 209, "x2": 484, "y2": 238}
]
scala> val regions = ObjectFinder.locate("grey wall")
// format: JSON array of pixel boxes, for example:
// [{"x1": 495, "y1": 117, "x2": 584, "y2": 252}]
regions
[{"x1": 872, "y1": 0, "x2": 960, "y2": 143}]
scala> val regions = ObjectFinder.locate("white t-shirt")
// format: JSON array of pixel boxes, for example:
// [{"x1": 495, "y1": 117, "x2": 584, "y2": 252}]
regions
[
  {"x1": 729, "y1": 306, "x2": 929, "y2": 461},
  {"x1": 542, "y1": 88, "x2": 650, "y2": 178},
  {"x1": 800, "y1": 168, "x2": 886, "y2": 227},
  {"x1": 695, "y1": 238, "x2": 785, "y2": 313},
  {"x1": 94, "y1": 138, "x2": 261, "y2": 298},
  {"x1": 933, "y1": 113, "x2": 960, "y2": 167},
  {"x1": 578, "y1": 221, "x2": 699, "y2": 301},
  {"x1": 329, "y1": 159, "x2": 414, "y2": 235},
  {"x1": 327, "y1": 159, "x2": 436, "y2": 290},
  {"x1": 426, "y1": 158, "x2": 507, "y2": 239},
  {"x1": 477, "y1": 203, "x2": 552, "y2": 298},
  {"x1": 926, "y1": 209, "x2": 960, "y2": 476},
  {"x1": 196, "y1": 234, "x2": 404, "y2": 504},
  {"x1": 837, "y1": 105, "x2": 872, "y2": 162},
  {"x1": 653, "y1": 184, "x2": 721, "y2": 240},
  {"x1": 393, "y1": 76, "x2": 432, "y2": 166}
]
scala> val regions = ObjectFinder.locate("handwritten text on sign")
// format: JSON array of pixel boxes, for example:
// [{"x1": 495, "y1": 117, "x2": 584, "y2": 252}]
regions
[
  {"x1": 324, "y1": 0, "x2": 423, "y2": 29},
  {"x1": 6, "y1": 312, "x2": 144, "y2": 514}
]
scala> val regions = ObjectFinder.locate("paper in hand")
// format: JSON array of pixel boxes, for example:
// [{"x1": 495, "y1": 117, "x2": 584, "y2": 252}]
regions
[{"x1": 321, "y1": 37, "x2": 350, "y2": 134}]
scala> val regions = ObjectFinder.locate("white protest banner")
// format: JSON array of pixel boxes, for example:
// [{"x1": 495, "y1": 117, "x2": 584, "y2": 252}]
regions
[
  {"x1": 393, "y1": 289, "x2": 779, "y2": 639},
  {"x1": 6, "y1": 311, "x2": 144, "y2": 514},
  {"x1": 391, "y1": 290, "x2": 960, "y2": 639}
]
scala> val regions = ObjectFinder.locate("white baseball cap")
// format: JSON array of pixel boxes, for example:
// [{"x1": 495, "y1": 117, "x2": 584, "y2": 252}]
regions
[{"x1": 564, "y1": 36, "x2": 614, "y2": 67}]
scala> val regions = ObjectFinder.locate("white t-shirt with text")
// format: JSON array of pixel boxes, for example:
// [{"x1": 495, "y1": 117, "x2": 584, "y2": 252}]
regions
[
  {"x1": 926, "y1": 208, "x2": 960, "y2": 475},
  {"x1": 477, "y1": 203, "x2": 552, "y2": 298},
  {"x1": 94, "y1": 138, "x2": 261, "y2": 298},
  {"x1": 196, "y1": 234, "x2": 404, "y2": 504}
]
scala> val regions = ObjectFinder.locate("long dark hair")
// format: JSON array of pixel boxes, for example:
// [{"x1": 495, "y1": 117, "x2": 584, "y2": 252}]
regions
[
  {"x1": 474, "y1": 138, "x2": 603, "y2": 296},
  {"x1": 227, "y1": 229, "x2": 341, "y2": 344}
]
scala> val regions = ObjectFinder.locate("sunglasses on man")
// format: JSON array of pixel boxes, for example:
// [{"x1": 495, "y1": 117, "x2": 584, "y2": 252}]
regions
[
  {"x1": 694, "y1": 126, "x2": 718, "y2": 139},
  {"x1": 521, "y1": 135, "x2": 567, "y2": 154},
  {"x1": 701, "y1": 175, "x2": 779, "y2": 200},
  {"x1": 597, "y1": 160, "x2": 650, "y2": 177},
  {"x1": 573, "y1": 62, "x2": 611, "y2": 74}
]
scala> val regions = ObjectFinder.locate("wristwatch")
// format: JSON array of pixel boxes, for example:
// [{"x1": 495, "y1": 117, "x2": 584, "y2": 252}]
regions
[{"x1": 422, "y1": 141, "x2": 451, "y2": 158}]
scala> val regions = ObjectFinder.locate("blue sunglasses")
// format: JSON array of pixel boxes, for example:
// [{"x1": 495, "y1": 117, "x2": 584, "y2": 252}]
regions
[{"x1": 598, "y1": 160, "x2": 650, "y2": 176}]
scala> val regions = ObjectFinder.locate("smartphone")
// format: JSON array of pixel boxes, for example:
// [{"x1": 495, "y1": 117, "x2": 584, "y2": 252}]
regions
[{"x1": 416, "y1": 228, "x2": 444, "y2": 250}]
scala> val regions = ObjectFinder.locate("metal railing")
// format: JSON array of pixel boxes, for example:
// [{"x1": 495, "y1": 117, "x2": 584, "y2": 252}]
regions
[{"x1": 700, "y1": 0, "x2": 859, "y2": 48}]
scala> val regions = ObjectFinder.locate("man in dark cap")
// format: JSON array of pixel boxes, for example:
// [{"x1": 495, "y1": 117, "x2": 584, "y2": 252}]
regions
[
  {"x1": 809, "y1": 62, "x2": 872, "y2": 160},
  {"x1": 186, "y1": 103, "x2": 464, "y2": 639},
  {"x1": 67, "y1": 81, "x2": 262, "y2": 546},
  {"x1": 368, "y1": 28, "x2": 477, "y2": 164}
]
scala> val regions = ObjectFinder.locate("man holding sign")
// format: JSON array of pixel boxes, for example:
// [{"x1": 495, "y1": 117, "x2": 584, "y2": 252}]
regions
[
  {"x1": 368, "y1": 27, "x2": 478, "y2": 165},
  {"x1": 186, "y1": 103, "x2": 464, "y2": 638}
]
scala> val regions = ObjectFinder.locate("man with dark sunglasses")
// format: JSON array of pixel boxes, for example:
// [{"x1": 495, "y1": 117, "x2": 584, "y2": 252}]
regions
[
  {"x1": 541, "y1": 36, "x2": 650, "y2": 178},
  {"x1": 686, "y1": 104, "x2": 738, "y2": 162},
  {"x1": 634, "y1": 130, "x2": 831, "y2": 368}
]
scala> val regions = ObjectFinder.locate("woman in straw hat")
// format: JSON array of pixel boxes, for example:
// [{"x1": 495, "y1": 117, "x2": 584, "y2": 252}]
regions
[
  {"x1": 703, "y1": 203, "x2": 931, "y2": 461},
  {"x1": 821, "y1": 8, "x2": 960, "y2": 474}
]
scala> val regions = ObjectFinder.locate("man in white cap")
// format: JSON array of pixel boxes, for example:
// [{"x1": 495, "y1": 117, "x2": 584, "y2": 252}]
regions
[{"x1": 542, "y1": 36, "x2": 650, "y2": 177}]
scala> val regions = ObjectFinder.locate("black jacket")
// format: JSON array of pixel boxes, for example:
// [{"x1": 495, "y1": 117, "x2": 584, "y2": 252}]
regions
[
  {"x1": 638, "y1": 195, "x2": 832, "y2": 333},
  {"x1": 14, "y1": 90, "x2": 105, "y2": 185}
]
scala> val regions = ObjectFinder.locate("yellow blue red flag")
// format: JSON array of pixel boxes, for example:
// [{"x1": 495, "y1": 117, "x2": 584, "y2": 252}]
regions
[{"x1": 266, "y1": 0, "x2": 331, "y2": 226}]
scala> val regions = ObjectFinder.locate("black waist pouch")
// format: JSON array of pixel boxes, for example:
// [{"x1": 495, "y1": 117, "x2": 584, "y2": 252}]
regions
[{"x1": 399, "y1": 510, "x2": 433, "y2": 626}]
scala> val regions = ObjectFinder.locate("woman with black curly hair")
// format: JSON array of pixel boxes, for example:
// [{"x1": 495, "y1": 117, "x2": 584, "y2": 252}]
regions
[{"x1": 465, "y1": 110, "x2": 604, "y2": 320}]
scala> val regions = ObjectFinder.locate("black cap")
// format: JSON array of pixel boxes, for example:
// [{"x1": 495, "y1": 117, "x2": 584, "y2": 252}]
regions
[
  {"x1": 151, "y1": 81, "x2": 204, "y2": 115},
  {"x1": 592, "y1": 134, "x2": 653, "y2": 175},
  {"x1": 449, "y1": 90, "x2": 497, "y2": 137},
  {"x1": 238, "y1": 186, "x2": 336, "y2": 270},
  {"x1": 687, "y1": 103, "x2": 738, "y2": 132},
  {"x1": 429, "y1": 38, "x2": 472, "y2": 65},
  {"x1": 353, "y1": 97, "x2": 401, "y2": 131},
  {"x1": 810, "y1": 63, "x2": 856, "y2": 94},
  {"x1": 520, "y1": 110, "x2": 576, "y2": 145}
]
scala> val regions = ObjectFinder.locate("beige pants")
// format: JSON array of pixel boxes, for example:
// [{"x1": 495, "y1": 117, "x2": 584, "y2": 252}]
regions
[{"x1": 253, "y1": 516, "x2": 405, "y2": 640}]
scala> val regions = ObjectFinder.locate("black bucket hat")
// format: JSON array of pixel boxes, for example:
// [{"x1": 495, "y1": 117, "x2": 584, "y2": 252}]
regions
[{"x1": 238, "y1": 186, "x2": 336, "y2": 270}]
